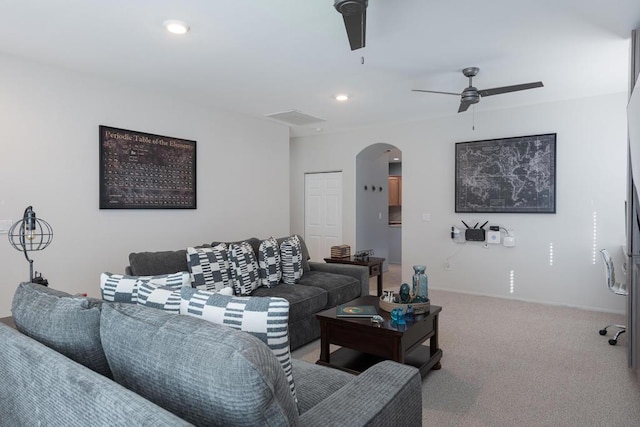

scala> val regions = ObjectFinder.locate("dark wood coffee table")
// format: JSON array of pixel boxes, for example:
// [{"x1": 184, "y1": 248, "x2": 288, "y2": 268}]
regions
[{"x1": 316, "y1": 295, "x2": 442, "y2": 377}]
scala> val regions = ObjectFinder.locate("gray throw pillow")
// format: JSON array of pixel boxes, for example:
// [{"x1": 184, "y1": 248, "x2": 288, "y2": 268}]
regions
[
  {"x1": 100, "y1": 303, "x2": 299, "y2": 426},
  {"x1": 11, "y1": 282, "x2": 112, "y2": 378}
]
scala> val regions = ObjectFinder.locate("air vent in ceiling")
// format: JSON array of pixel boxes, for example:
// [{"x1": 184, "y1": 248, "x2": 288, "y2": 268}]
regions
[{"x1": 265, "y1": 110, "x2": 326, "y2": 126}]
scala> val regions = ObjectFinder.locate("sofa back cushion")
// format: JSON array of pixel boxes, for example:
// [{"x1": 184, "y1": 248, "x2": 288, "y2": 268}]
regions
[
  {"x1": 101, "y1": 303, "x2": 299, "y2": 426},
  {"x1": 128, "y1": 249, "x2": 191, "y2": 276},
  {"x1": 11, "y1": 282, "x2": 112, "y2": 378},
  {"x1": 181, "y1": 288, "x2": 296, "y2": 402}
]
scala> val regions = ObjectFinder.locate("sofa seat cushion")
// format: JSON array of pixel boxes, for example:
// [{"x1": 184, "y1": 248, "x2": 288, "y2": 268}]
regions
[
  {"x1": 11, "y1": 282, "x2": 112, "y2": 378},
  {"x1": 297, "y1": 271, "x2": 361, "y2": 308},
  {"x1": 251, "y1": 284, "x2": 327, "y2": 323},
  {"x1": 291, "y1": 359, "x2": 354, "y2": 414},
  {"x1": 101, "y1": 303, "x2": 299, "y2": 426}
]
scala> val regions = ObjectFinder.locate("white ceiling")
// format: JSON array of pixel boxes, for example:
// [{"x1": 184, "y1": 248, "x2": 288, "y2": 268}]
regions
[{"x1": 1, "y1": 0, "x2": 639, "y2": 137}]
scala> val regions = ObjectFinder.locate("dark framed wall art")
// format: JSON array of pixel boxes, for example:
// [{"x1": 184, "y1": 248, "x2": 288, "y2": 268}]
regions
[
  {"x1": 99, "y1": 126, "x2": 196, "y2": 209},
  {"x1": 455, "y1": 133, "x2": 556, "y2": 213}
]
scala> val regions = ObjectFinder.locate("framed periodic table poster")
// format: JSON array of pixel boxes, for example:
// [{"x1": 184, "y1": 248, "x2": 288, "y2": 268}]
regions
[{"x1": 99, "y1": 126, "x2": 196, "y2": 209}]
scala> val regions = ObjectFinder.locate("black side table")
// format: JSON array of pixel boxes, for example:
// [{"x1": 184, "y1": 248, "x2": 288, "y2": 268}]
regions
[
  {"x1": 0, "y1": 316, "x2": 16, "y2": 329},
  {"x1": 324, "y1": 257, "x2": 385, "y2": 296}
]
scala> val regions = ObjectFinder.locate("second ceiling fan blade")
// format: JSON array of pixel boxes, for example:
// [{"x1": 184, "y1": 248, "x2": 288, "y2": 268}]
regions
[
  {"x1": 458, "y1": 102, "x2": 472, "y2": 113},
  {"x1": 478, "y1": 82, "x2": 543, "y2": 97},
  {"x1": 412, "y1": 89, "x2": 460, "y2": 96}
]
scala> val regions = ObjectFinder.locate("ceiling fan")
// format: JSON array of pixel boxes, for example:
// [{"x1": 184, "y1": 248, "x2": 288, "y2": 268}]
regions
[
  {"x1": 412, "y1": 67, "x2": 544, "y2": 113},
  {"x1": 334, "y1": 0, "x2": 368, "y2": 51}
]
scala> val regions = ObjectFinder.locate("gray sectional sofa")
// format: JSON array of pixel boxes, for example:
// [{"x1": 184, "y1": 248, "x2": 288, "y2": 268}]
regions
[
  {"x1": 0, "y1": 282, "x2": 423, "y2": 426},
  {"x1": 126, "y1": 235, "x2": 370, "y2": 350}
]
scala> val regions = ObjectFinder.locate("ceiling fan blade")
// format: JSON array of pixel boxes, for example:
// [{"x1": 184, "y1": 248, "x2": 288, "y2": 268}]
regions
[
  {"x1": 335, "y1": 0, "x2": 367, "y2": 51},
  {"x1": 412, "y1": 89, "x2": 460, "y2": 96},
  {"x1": 478, "y1": 82, "x2": 543, "y2": 97},
  {"x1": 458, "y1": 101, "x2": 471, "y2": 113}
]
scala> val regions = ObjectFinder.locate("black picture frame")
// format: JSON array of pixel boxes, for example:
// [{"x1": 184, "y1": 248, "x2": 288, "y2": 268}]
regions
[
  {"x1": 99, "y1": 126, "x2": 196, "y2": 209},
  {"x1": 455, "y1": 133, "x2": 556, "y2": 214}
]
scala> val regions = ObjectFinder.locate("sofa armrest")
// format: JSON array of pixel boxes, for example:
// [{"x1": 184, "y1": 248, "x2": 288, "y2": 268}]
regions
[
  {"x1": 298, "y1": 360, "x2": 422, "y2": 427},
  {"x1": 309, "y1": 261, "x2": 370, "y2": 297}
]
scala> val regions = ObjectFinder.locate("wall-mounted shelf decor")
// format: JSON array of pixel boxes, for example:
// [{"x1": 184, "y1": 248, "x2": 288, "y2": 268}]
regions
[
  {"x1": 99, "y1": 126, "x2": 196, "y2": 209},
  {"x1": 455, "y1": 133, "x2": 556, "y2": 213}
]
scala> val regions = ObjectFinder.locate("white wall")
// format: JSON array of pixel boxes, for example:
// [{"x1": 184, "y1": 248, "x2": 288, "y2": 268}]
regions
[
  {"x1": 291, "y1": 93, "x2": 628, "y2": 313},
  {"x1": 0, "y1": 53, "x2": 290, "y2": 317}
]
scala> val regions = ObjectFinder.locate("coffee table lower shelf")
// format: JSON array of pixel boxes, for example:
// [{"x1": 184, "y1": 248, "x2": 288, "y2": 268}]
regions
[{"x1": 317, "y1": 345, "x2": 442, "y2": 377}]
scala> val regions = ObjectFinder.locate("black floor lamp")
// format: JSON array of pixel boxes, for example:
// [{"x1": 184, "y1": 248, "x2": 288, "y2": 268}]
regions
[{"x1": 8, "y1": 206, "x2": 53, "y2": 284}]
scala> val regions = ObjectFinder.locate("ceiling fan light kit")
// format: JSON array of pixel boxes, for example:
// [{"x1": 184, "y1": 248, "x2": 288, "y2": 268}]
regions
[{"x1": 413, "y1": 67, "x2": 544, "y2": 113}]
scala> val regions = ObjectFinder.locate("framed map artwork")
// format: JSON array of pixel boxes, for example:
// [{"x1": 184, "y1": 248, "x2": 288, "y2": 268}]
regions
[
  {"x1": 99, "y1": 126, "x2": 196, "y2": 209},
  {"x1": 455, "y1": 133, "x2": 556, "y2": 213}
]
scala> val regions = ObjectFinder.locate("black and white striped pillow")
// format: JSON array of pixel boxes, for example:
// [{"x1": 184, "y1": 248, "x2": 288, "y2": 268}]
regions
[
  {"x1": 137, "y1": 282, "x2": 181, "y2": 313},
  {"x1": 229, "y1": 241, "x2": 260, "y2": 295},
  {"x1": 258, "y1": 237, "x2": 282, "y2": 288},
  {"x1": 186, "y1": 244, "x2": 231, "y2": 291},
  {"x1": 100, "y1": 272, "x2": 190, "y2": 303},
  {"x1": 180, "y1": 287, "x2": 296, "y2": 402},
  {"x1": 280, "y1": 236, "x2": 303, "y2": 285}
]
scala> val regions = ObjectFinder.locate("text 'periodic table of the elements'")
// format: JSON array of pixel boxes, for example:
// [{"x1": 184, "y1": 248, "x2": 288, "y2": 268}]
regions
[{"x1": 99, "y1": 126, "x2": 196, "y2": 209}]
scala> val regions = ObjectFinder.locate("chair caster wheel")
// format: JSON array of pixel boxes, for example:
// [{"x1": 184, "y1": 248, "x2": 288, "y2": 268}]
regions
[
  {"x1": 599, "y1": 329, "x2": 607, "y2": 336},
  {"x1": 608, "y1": 339, "x2": 617, "y2": 345}
]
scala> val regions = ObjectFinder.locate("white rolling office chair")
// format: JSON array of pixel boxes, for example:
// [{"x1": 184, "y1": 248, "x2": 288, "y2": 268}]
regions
[{"x1": 598, "y1": 249, "x2": 628, "y2": 345}]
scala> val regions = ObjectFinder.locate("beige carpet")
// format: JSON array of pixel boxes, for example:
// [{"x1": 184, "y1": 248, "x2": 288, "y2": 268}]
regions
[{"x1": 292, "y1": 289, "x2": 640, "y2": 426}]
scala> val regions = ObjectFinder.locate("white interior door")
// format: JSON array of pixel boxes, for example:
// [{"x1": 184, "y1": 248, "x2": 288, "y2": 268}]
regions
[{"x1": 305, "y1": 172, "x2": 342, "y2": 262}]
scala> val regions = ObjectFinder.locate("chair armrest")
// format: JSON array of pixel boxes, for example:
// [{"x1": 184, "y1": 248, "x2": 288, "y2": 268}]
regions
[
  {"x1": 298, "y1": 360, "x2": 422, "y2": 427},
  {"x1": 309, "y1": 261, "x2": 370, "y2": 296}
]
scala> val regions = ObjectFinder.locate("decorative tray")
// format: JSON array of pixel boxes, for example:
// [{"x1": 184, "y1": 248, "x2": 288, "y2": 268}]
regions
[{"x1": 379, "y1": 296, "x2": 430, "y2": 314}]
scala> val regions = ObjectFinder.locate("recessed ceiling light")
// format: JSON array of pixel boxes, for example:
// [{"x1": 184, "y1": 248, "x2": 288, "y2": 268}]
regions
[
  {"x1": 393, "y1": 157, "x2": 400, "y2": 161},
  {"x1": 335, "y1": 94, "x2": 349, "y2": 102},
  {"x1": 163, "y1": 20, "x2": 190, "y2": 35}
]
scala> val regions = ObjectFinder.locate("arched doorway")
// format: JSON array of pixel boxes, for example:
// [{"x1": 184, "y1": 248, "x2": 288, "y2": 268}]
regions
[{"x1": 355, "y1": 143, "x2": 402, "y2": 289}]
